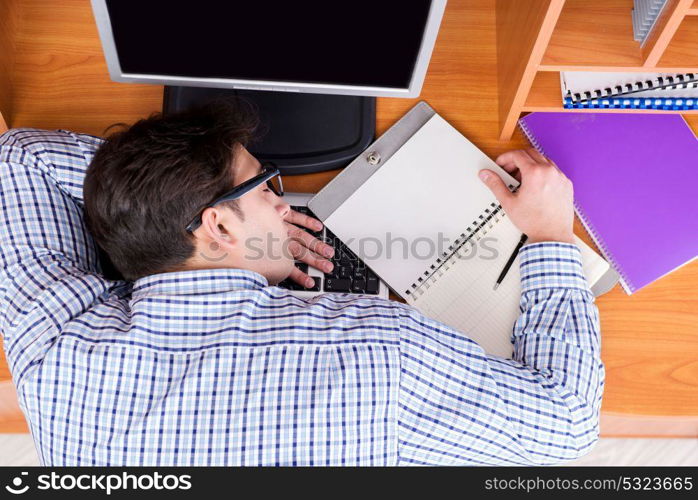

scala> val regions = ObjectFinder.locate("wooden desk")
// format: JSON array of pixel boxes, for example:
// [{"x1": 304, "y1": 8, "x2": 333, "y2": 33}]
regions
[{"x1": 1, "y1": 0, "x2": 697, "y2": 434}]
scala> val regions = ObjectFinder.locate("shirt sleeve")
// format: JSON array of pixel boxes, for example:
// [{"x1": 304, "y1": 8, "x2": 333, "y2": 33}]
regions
[
  {"x1": 0, "y1": 129, "x2": 117, "y2": 389},
  {"x1": 395, "y1": 242, "x2": 604, "y2": 465}
]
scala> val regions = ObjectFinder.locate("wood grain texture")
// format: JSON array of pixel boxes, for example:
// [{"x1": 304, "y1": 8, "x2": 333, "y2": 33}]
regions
[
  {"x1": 539, "y1": 63, "x2": 698, "y2": 71},
  {"x1": 0, "y1": 339, "x2": 26, "y2": 432},
  {"x1": 495, "y1": 0, "x2": 565, "y2": 140},
  {"x1": 1, "y1": 0, "x2": 697, "y2": 435},
  {"x1": 642, "y1": 0, "x2": 694, "y2": 67},
  {"x1": 539, "y1": 0, "x2": 698, "y2": 71},
  {"x1": 659, "y1": 15, "x2": 698, "y2": 67},
  {"x1": 688, "y1": 0, "x2": 698, "y2": 14},
  {"x1": 0, "y1": 382, "x2": 26, "y2": 433},
  {"x1": 542, "y1": 0, "x2": 645, "y2": 68},
  {"x1": 9, "y1": 0, "x2": 162, "y2": 135},
  {"x1": 0, "y1": 0, "x2": 19, "y2": 127}
]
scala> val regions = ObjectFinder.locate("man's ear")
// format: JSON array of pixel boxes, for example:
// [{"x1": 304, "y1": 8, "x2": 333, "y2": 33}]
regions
[{"x1": 197, "y1": 206, "x2": 239, "y2": 250}]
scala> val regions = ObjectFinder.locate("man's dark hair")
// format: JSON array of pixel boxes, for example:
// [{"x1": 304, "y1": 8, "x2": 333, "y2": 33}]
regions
[{"x1": 84, "y1": 99, "x2": 259, "y2": 282}]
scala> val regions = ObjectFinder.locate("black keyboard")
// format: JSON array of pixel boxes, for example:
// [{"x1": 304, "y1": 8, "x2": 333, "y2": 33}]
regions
[{"x1": 278, "y1": 205, "x2": 381, "y2": 295}]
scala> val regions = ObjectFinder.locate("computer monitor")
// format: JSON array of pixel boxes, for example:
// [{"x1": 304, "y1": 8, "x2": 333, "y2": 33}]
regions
[{"x1": 91, "y1": 0, "x2": 447, "y2": 174}]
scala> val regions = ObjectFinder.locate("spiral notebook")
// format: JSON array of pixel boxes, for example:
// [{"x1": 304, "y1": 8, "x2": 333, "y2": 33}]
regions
[
  {"x1": 561, "y1": 72, "x2": 698, "y2": 109},
  {"x1": 309, "y1": 102, "x2": 615, "y2": 358},
  {"x1": 519, "y1": 112, "x2": 698, "y2": 295}
]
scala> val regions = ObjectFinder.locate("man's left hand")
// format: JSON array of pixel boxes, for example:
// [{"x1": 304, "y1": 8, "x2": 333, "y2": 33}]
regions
[{"x1": 283, "y1": 209, "x2": 335, "y2": 288}]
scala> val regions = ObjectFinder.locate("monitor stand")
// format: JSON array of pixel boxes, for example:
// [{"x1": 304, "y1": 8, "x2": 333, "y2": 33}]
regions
[{"x1": 162, "y1": 86, "x2": 375, "y2": 176}]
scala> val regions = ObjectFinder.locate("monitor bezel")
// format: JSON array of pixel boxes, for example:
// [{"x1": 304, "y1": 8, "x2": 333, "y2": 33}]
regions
[{"x1": 90, "y1": 0, "x2": 447, "y2": 98}]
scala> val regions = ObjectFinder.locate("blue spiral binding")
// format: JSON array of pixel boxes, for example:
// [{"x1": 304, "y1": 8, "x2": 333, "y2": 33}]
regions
[{"x1": 564, "y1": 97, "x2": 698, "y2": 110}]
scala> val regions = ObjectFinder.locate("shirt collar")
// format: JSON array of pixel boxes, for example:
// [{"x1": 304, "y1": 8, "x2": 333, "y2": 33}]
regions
[{"x1": 131, "y1": 268, "x2": 269, "y2": 299}]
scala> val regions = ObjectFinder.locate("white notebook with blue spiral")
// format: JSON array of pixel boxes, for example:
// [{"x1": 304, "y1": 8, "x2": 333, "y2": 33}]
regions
[{"x1": 561, "y1": 71, "x2": 698, "y2": 109}]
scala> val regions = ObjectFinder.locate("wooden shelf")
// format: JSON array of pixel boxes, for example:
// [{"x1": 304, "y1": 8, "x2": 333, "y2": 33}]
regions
[
  {"x1": 523, "y1": 71, "x2": 564, "y2": 110},
  {"x1": 499, "y1": 0, "x2": 698, "y2": 139},
  {"x1": 541, "y1": 0, "x2": 644, "y2": 70},
  {"x1": 688, "y1": 0, "x2": 698, "y2": 15},
  {"x1": 659, "y1": 15, "x2": 698, "y2": 66},
  {"x1": 523, "y1": 70, "x2": 698, "y2": 112}
]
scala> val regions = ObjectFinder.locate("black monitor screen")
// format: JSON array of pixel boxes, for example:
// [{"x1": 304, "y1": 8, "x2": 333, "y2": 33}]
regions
[{"x1": 105, "y1": 0, "x2": 433, "y2": 89}]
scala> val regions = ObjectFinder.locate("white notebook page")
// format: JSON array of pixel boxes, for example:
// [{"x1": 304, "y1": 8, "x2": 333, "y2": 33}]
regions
[
  {"x1": 323, "y1": 113, "x2": 518, "y2": 295},
  {"x1": 406, "y1": 213, "x2": 524, "y2": 358},
  {"x1": 406, "y1": 214, "x2": 608, "y2": 358}
]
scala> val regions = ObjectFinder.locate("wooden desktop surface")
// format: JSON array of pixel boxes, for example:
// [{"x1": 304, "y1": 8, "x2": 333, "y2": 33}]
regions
[{"x1": 1, "y1": 0, "x2": 697, "y2": 433}]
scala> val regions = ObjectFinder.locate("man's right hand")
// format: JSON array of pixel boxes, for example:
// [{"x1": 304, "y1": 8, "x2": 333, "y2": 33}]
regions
[{"x1": 478, "y1": 148, "x2": 575, "y2": 245}]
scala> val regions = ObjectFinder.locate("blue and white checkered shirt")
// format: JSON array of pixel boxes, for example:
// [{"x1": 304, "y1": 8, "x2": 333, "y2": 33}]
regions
[{"x1": 0, "y1": 128, "x2": 603, "y2": 466}]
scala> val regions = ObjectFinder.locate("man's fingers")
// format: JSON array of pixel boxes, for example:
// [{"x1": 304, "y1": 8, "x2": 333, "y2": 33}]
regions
[
  {"x1": 495, "y1": 150, "x2": 538, "y2": 174},
  {"x1": 289, "y1": 240, "x2": 334, "y2": 274},
  {"x1": 492, "y1": 159, "x2": 522, "y2": 182},
  {"x1": 286, "y1": 222, "x2": 334, "y2": 259},
  {"x1": 286, "y1": 265, "x2": 316, "y2": 289},
  {"x1": 284, "y1": 209, "x2": 324, "y2": 232},
  {"x1": 287, "y1": 239, "x2": 334, "y2": 278},
  {"x1": 478, "y1": 170, "x2": 514, "y2": 207}
]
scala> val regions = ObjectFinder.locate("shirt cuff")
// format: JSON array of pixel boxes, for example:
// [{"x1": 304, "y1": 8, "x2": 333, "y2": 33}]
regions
[{"x1": 519, "y1": 241, "x2": 591, "y2": 294}]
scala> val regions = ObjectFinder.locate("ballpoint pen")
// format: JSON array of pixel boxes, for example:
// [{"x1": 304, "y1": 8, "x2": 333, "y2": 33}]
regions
[{"x1": 493, "y1": 233, "x2": 528, "y2": 290}]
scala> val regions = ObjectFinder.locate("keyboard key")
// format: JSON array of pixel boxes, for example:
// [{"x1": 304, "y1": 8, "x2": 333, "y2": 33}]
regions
[
  {"x1": 343, "y1": 246, "x2": 358, "y2": 260},
  {"x1": 278, "y1": 278, "x2": 303, "y2": 290},
  {"x1": 339, "y1": 266, "x2": 352, "y2": 279},
  {"x1": 305, "y1": 278, "x2": 321, "y2": 292},
  {"x1": 324, "y1": 262, "x2": 340, "y2": 278},
  {"x1": 353, "y1": 268, "x2": 365, "y2": 279},
  {"x1": 325, "y1": 230, "x2": 338, "y2": 245},
  {"x1": 352, "y1": 279, "x2": 366, "y2": 292},
  {"x1": 365, "y1": 276, "x2": 379, "y2": 294},
  {"x1": 324, "y1": 278, "x2": 352, "y2": 292}
]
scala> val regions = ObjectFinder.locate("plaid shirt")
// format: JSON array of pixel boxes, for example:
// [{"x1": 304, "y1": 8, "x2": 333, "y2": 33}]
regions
[{"x1": 0, "y1": 128, "x2": 603, "y2": 466}]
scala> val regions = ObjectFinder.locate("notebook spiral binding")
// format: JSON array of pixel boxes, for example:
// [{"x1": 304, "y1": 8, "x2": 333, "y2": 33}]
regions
[
  {"x1": 405, "y1": 201, "x2": 507, "y2": 298},
  {"x1": 564, "y1": 97, "x2": 698, "y2": 110},
  {"x1": 566, "y1": 73, "x2": 697, "y2": 104},
  {"x1": 518, "y1": 120, "x2": 636, "y2": 293}
]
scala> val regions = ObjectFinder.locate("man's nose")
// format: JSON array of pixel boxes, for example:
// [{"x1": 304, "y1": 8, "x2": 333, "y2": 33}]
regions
[{"x1": 277, "y1": 199, "x2": 291, "y2": 219}]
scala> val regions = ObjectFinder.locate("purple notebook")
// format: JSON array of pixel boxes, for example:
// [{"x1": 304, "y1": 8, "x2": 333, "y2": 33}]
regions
[{"x1": 519, "y1": 113, "x2": 698, "y2": 294}]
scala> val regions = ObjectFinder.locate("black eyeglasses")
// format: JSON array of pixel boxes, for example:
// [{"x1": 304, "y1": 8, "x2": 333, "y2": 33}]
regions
[{"x1": 185, "y1": 161, "x2": 284, "y2": 233}]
